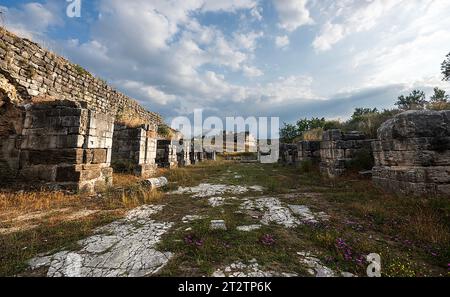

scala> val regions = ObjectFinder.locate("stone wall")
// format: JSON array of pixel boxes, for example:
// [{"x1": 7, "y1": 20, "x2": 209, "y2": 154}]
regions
[
  {"x1": 279, "y1": 144, "x2": 297, "y2": 165},
  {"x1": 156, "y1": 140, "x2": 178, "y2": 168},
  {"x1": 372, "y1": 110, "x2": 450, "y2": 196},
  {"x1": 112, "y1": 124, "x2": 158, "y2": 178},
  {"x1": 0, "y1": 28, "x2": 162, "y2": 125},
  {"x1": 176, "y1": 140, "x2": 191, "y2": 167},
  {"x1": 296, "y1": 141, "x2": 321, "y2": 164},
  {"x1": 17, "y1": 100, "x2": 113, "y2": 192},
  {"x1": 320, "y1": 130, "x2": 373, "y2": 177}
]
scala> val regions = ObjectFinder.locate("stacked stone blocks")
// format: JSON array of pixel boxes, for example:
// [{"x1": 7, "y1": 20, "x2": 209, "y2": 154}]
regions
[
  {"x1": 296, "y1": 141, "x2": 321, "y2": 163},
  {"x1": 372, "y1": 110, "x2": 450, "y2": 196},
  {"x1": 112, "y1": 124, "x2": 158, "y2": 178},
  {"x1": 320, "y1": 130, "x2": 373, "y2": 177},
  {"x1": 19, "y1": 101, "x2": 113, "y2": 192},
  {"x1": 156, "y1": 140, "x2": 178, "y2": 169}
]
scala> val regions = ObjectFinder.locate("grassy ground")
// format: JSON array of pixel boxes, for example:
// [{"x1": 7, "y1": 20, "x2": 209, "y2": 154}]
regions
[{"x1": 0, "y1": 160, "x2": 449, "y2": 277}]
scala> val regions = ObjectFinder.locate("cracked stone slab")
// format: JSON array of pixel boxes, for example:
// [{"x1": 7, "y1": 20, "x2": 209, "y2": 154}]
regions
[
  {"x1": 212, "y1": 259, "x2": 297, "y2": 277},
  {"x1": 240, "y1": 197, "x2": 330, "y2": 228},
  {"x1": 240, "y1": 197, "x2": 300, "y2": 228},
  {"x1": 170, "y1": 183, "x2": 263, "y2": 198},
  {"x1": 28, "y1": 205, "x2": 173, "y2": 277}
]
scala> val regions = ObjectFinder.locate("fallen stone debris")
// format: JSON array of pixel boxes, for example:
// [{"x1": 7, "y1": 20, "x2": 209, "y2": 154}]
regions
[
  {"x1": 141, "y1": 177, "x2": 169, "y2": 189},
  {"x1": 210, "y1": 220, "x2": 227, "y2": 230},
  {"x1": 236, "y1": 225, "x2": 262, "y2": 232}
]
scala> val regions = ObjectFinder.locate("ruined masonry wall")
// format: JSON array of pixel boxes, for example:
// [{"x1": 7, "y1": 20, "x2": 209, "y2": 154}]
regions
[
  {"x1": 320, "y1": 130, "x2": 373, "y2": 177},
  {"x1": 177, "y1": 141, "x2": 191, "y2": 167},
  {"x1": 112, "y1": 124, "x2": 158, "y2": 178},
  {"x1": 156, "y1": 140, "x2": 178, "y2": 169},
  {"x1": 296, "y1": 141, "x2": 321, "y2": 163},
  {"x1": 372, "y1": 110, "x2": 450, "y2": 196},
  {"x1": 19, "y1": 101, "x2": 113, "y2": 192},
  {"x1": 0, "y1": 28, "x2": 162, "y2": 125},
  {"x1": 279, "y1": 144, "x2": 297, "y2": 165}
]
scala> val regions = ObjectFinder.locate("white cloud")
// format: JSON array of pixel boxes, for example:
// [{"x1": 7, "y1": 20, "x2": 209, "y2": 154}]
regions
[
  {"x1": 201, "y1": 0, "x2": 257, "y2": 12},
  {"x1": 250, "y1": 6, "x2": 263, "y2": 21},
  {"x1": 233, "y1": 31, "x2": 264, "y2": 51},
  {"x1": 350, "y1": 0, "x2": 450, "y2": 88},
  {"x1": 118, "y1": 80, "x2": 177, "y2": 105},
  {"x1": 312, "y1": 22, "x2": 344, "y2": 51},
  {"x1": 1, "y1": 1, "x2": 62, "y2": 39},
  {"x1": 273, "y1": 0, "x2": 313, "y2": 32},
  {"x1": 242, "y1": 65, "x2": 264, "y2": 77},
  {"x1": 275, "y1": 35, "x2": 290, "y2": 49},
  {"x1": 312, "y1": 0, "x2": 404, "y2": 52}
]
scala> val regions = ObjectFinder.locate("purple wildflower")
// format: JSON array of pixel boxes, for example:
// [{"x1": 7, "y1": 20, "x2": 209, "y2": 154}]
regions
[{"x1": 260, "y1": 234, "x2": 276, "y2": 246}]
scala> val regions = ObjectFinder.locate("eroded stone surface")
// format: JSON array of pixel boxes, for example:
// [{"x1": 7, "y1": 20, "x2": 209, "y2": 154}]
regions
[
  {"x1": 182, "y1": 215, "x2": 205, "y2": 223},
  {"x1": 212, "y1": 259, "x2": 297, "y2": 277},
  {"x1": 170, "y1": 183, "x2": 263, "y2": 198},
  {"x1": 28, "y1": 205, "x2": 173, "y2": 277},
  {"x1": 208, "y1": 197, "x2": 225, "y2": 207},
  {"x1": 240, "y1": 197, "x2": 329, "y2": 228},
  {"x1": 210, "y1": 220, "x2": 227, "y2": 230},
  {"x1": 297, "y1": 252, "x2": 336, "y2": 277},
  {"x1": 236, "y1": 225, "x2": 262, "y2": 232}
]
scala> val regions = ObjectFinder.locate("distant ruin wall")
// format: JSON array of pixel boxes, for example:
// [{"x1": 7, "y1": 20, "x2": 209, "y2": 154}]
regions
[
  {"x1": 372, "y1": 110, "x2": 450, "y2": 196},
  {"x1": 0, "y1": 28, "x2": 163, "y2": 126},
  {"x1": 320, "y1": 130, "x2": 373, "y2": 177},
  {"x1": 112, "y1": 124, "x2": 158, "y2": 178},
  {"x1": 296, "y1": 141, "x2": 321, "y2": 163},
  {"x1": 279, "y1": 144, "x2": 297, "y2": 165}
]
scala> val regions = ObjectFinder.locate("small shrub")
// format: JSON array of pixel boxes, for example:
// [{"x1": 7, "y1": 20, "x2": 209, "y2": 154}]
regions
[
  {"x1": 303, "y1": 128, "x2": 323, "y2": 141},
  {"x1": 73, "y1": 64, "x2": 91, "y2": 77},
  {"x1": 346, "y1": 149, "x2": 374, "y2": 172},
  {"x1": 157, "y1": 125, "x2": 173, "y2": 138}
]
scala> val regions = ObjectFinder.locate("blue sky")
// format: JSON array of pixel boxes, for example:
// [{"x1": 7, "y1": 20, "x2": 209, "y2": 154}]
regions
[{"x1": 1, "y1": 0, "x2": 449, "y2": 125}]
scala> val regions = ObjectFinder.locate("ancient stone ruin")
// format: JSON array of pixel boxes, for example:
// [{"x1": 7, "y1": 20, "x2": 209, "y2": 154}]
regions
[
  {"x1": 319, "y1": 130, "x2": 373, "y2": 177},
  {"x1": 112, "y1": 124, "x2": 158, "y2": 178},
  {"x1": 279, "y1": 143, "x2": 298, "y2": 165},
  {"x1": 296, "y1": 141, "x2": 321, "y2": 164},
  {"x1": 18, "y1": 100, "x2": 114, "y2": 192},
  {"x1": 372, "y1": 110, "x2": 450, "y2": 196},
  {"x1": 0, "y1": 28, "x2": 216, "y2": 192},
  {"x1": 156, "y1": 140, "x2": 178, "y2": 169},
  {"x1": 176, "y1": 139, "x2": 191, "y2": 167}
]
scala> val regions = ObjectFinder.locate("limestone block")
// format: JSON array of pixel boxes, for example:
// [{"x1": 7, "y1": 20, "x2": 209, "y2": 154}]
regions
[{"x1": 378, "y1": 110, "x2": 450, "y2": 140}]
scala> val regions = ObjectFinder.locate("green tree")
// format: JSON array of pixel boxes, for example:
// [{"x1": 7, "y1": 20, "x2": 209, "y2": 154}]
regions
[
  {"x1": 395, "y1": 90, "x2": 427, "y2": 110},
  {"x1": 280, "y1": 123, "x2": 299, "y2": 143},
  {"x1": 351, "y1": 108, "x2": 378, "y2": 119},
  {"x1": 430, "y1": 87, "x2": 449, "y2": 103},
  {"x1": 296, "y1": 117, "x2": 326, "y2": 134},
  {"x1": 442, "y1": 52, "x2": 450, "y2": 81},
  {"x1": 428, "y1": 87, "x2": 450, "y2": 111}
]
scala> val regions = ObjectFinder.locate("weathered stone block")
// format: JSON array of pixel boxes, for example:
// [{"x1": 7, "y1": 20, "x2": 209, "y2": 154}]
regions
[{"x1": 373, "y1": 110, "x2": 450, "y2": 197}]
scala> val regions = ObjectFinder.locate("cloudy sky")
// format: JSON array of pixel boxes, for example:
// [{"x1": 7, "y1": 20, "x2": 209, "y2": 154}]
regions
[{"x1": 1, "y1": 0, "x2": 449, "y2": 125}]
